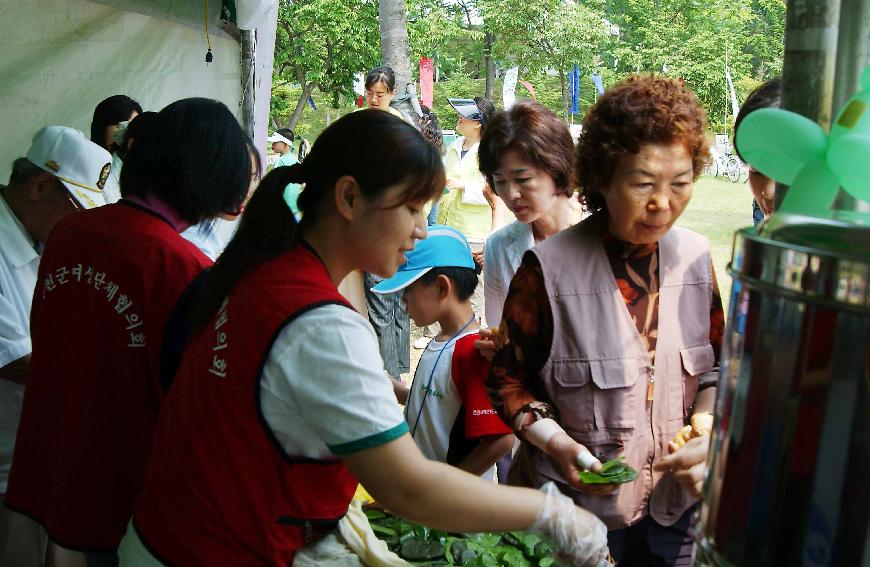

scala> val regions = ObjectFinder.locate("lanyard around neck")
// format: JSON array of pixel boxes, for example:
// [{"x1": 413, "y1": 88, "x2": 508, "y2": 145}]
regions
[{"x1": 405, "y1": 313, "x2": 477, "y2": 438}]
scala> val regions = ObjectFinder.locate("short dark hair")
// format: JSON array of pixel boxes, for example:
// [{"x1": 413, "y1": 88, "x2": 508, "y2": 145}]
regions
[
  {"x1": 365, "y1": 65, "x2": 396, "y2": 91},
  {"x1": 9, "y1": 157, "x2": 48, "y2": 187},
  {"x1": 478, "y1": 101, "x2": 575, "y2": 197},
  {"x1": 276, "y1": 128, "x2": 295, "y2": 143},
  {"x1": 120, "y1": 97, "x2": 259, "y2": 225},
  {"x1": 473, "y1": 97, "x2": 496, "y2": 129},
  {"x1": 733, "y1": 78, "x2": 782, "y2": 162},
  {"x1": 575, "y1": 75, "x2": 709, "y2": 214},
  {"x1": 116, "y1": 111, "x2": 158, "y2": 161},
  {"x1": 418, "y1": 266, "x2": 479, "y2": 301},
  {"x1": 90, "y1": 95, "x2": 143, "y2": 149},
  {"x1": 418, "y1": 105, "x2": 443, "y2": 150}
]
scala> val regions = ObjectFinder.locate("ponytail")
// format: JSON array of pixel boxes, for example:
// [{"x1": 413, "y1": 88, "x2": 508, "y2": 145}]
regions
[
  {"x1": 192, "y1": 110, "x2": 444, "y2": 333},
  {"x1": 192, "y1": 164, "x2": 304, "y2": 333}
]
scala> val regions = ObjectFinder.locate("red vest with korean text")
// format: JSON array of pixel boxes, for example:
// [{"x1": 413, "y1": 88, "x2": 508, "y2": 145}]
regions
[
  {"x1": 5, "y1": 202, "x2": 211, "y2": 550},
  {"x1": 527, "y1": 219, "x2": 715, "y2": 530},
  {"x1": 132, "y1": 244, "x2": 358, "y2": 566}
]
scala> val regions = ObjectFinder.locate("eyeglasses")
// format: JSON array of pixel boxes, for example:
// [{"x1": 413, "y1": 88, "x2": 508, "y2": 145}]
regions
[{"x1": 366, "y1": 90, "x2": 390, "y2": 100}]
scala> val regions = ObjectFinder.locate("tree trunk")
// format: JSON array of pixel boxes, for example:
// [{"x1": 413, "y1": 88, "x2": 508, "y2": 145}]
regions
[
  {"x1": 288, "y1": 83, "x2": 315, "y2": 130},
  {"x1": 560, "y1": 70, "x2": 570, "y2": 121},
  {"x1": 378, "y1": 0, "x2": 413, "y2": 88},
  {"x1": 484, "y1": 31, "x2": 495, "y2": 100}
]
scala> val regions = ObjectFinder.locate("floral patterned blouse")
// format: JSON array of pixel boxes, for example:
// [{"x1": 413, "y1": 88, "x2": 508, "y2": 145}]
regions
[{"x1": 486, "y1": 227, "x2": 725, "y2": 430}]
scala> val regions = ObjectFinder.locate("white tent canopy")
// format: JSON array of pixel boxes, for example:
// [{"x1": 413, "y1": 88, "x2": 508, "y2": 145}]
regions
[{"x1": 0, "y1": 0, "x2": 278, "y2": 181}]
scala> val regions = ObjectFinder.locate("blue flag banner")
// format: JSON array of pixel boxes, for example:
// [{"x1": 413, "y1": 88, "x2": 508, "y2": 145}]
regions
[
  {"x1": 570, "y1": 64, "x2": 580, "y2": 114},
  {"x1": 591, "y1": 73, "x2": 604, "y2": 96},
  {"x1": 308, "y1": 96, "x2": 317, "y2": 110}
]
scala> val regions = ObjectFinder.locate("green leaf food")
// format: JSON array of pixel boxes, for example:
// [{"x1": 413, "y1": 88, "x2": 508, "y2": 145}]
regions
[
  {"x1": 577, "y1": 456, "x2": 639, "y2": 484},
  {"x1": 400, "y1": 539, "x2": 447, "y2": 562},
  {"x1": 363, "y1": 506, "x2": 559, "y2": 566}
]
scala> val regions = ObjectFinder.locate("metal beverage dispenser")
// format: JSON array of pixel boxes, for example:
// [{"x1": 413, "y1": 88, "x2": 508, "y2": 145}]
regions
[{"x1": 693, "y1": 216, "x2": 870, "y2": 567}]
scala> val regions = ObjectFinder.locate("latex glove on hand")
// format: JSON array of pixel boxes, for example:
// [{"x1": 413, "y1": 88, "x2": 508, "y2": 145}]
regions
[
  {"x1": 530, "y1": 482, "x2": 612, "y2": 567},
  {"x1": 546, "y1": 432, "x2": 617, "y2": 496}
]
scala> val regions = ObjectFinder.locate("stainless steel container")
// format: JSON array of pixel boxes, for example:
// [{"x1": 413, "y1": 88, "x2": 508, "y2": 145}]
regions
[{"x1": 694, "y1": 215, "x2": 870, "y2": 567}]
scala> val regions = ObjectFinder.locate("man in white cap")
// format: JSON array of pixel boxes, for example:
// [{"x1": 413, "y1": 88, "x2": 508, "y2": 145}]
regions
[
  {"x1": 0, "y1": 125, "x2": 110, "y2": 565},
  {"x1": 268, "y1": 127, "x2": 296, "y2": 168},
  {"x1": 268, "y1": 128, "x2": 303, "y2": 218}
]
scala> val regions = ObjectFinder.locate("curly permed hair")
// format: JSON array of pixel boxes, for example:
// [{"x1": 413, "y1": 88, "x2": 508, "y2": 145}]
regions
[{"x1": 575, "y1": 75, "x2": 709, "y2": 213}]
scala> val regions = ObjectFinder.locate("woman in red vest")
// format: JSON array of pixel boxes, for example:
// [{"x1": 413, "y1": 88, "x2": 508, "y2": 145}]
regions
[
  {"x1": 5, "y1": 98, "x2": 259, "y2": 565},
  {"x1": 119, "y1": 109, "x2": 612, "y2": 566}
]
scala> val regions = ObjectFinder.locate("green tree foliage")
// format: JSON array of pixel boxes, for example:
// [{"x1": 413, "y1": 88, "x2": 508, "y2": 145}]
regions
[
  {"x1": 479, "y1": 0, "x2": 610, "y2": 118},
  {"x1": 271, "y1": 0, "x2": 380, "y2": 128},
  {"x1": 602, "y1": 0, "x2": 785, "y2": 133},
  {"x1": 271, "y1": 0, "x2": 785, "y2": 138}
]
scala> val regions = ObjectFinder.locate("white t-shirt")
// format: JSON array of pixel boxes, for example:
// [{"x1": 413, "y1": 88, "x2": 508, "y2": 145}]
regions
[
  {"x1": 259, "y1": 304, "x2": 408, "y2": 459},
  {"x1": 0, "y1": 195, "x2": 39, "y2": 493},
  {"x1": 180, "y1": 219, "x2": 237, "y2": 261},
  {"x1": 405, "y1": 330, "x2": 509, "y2": 480},
  {"x1": 118, "y1": 304, "x2": 408, "y2": 566}
]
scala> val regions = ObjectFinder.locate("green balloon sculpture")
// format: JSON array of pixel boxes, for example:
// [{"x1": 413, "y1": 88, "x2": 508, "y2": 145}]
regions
[{"x1": 736, "y1": 64, "x2": 870, "y2": 217}]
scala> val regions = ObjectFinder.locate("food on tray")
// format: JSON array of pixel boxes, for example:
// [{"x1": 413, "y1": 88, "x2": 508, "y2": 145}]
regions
[{"x1": 364, "y1": 505, "x2": 561, "y2": 566}]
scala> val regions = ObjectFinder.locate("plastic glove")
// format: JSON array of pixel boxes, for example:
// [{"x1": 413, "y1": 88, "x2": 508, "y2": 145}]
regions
[{"x1": 529, "y1": 482, "x2": 612, "y2": 567}]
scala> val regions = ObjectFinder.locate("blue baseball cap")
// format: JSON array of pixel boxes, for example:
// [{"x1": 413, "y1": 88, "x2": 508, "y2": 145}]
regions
[{"x1": 372, "y1": 225, "x2": 475, "y2": 294}]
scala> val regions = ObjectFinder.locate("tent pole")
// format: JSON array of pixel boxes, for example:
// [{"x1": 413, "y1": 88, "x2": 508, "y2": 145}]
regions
[{"x1": 241, "y1": 29, "x2": 256, "y2": 138}]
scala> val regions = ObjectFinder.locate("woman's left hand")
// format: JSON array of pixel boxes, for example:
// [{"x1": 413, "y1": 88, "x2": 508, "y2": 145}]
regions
[
  {"x1": 653, "y1": 435, "x2": 710, "y2": 498},
  {"x1": 473, "y1": 328, "x2": 497, "y2": 361},
  {"x1": 547, "y1": 433, "x2": 618, "y2": 496},
  {"x1": 472, "y1": 247, "x2": 485, "y2": 267}
]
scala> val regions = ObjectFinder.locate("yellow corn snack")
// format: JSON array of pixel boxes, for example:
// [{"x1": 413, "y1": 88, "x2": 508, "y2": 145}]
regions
[{"x1": 672, "y1": 425, "x2": 693, "y2": 448}]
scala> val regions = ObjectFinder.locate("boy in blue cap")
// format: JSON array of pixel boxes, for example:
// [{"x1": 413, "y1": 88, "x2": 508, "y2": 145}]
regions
[{"x1": 373, "y1": 225, "x2": 514, "y2": 480}]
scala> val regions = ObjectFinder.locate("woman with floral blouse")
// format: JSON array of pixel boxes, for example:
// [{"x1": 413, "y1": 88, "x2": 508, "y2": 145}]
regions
[{"x1": 485, "y1": 75, "x2": 725, "y2": 566}]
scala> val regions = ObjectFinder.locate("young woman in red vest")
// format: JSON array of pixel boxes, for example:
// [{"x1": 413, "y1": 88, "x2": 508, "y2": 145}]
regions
[{"x1": 118, "y1": 110, "x2": 612, "y2": 567}]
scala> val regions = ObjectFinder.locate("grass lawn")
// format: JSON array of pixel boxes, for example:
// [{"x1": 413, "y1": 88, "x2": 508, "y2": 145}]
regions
[{"x1": 677, "y1": 175, "x2": 755, "y2": 314}]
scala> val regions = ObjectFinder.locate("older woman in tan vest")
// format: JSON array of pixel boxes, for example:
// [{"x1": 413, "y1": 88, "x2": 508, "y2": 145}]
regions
[{"x1": 484, "y1": 75, "x2": 725, "y2": 566}]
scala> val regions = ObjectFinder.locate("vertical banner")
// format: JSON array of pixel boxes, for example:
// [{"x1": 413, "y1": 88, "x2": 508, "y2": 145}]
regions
[
  {"x1": 419, "y1": 57, "x2": 434, "y2": 108},
  {"x1": 570, "y1": 64, "x2": 580, "y2": 114},
  {"x1": 503, "y1": 67, "x2": 519, "y2": 109},
  {"x1": 725, "y1": 67, "x2": 740, "y2": 124},
  {"x1": 353, "y1": 72, "x2": 365, "y2": 108},
  {"x1": 591, "y1": 73, "x2": 604, "y2": 96}
]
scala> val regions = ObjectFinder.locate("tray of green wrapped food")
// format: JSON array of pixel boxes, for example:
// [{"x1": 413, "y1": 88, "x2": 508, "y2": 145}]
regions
[{"x1": 363, "y1": 505, "x2": 564, "y2": 567}]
